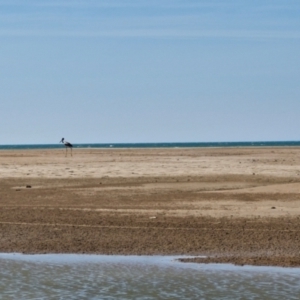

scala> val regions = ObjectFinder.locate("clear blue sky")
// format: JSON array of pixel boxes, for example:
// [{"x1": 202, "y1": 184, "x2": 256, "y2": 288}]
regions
[{"x1": 1, "y1": 0, "x2": 300, "y2": 144}]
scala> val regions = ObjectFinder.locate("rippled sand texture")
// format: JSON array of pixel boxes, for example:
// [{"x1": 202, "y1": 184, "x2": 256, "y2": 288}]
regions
[{"x1": 1, "y1": 147, "x2": 300, "y2": 266}]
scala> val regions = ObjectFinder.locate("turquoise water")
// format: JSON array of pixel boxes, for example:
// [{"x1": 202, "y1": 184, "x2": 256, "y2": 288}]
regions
[
  {"x1": 0, "y1": 141, "x2": 300, "y2": 150},
  {"x1": 0, "y1": 254, "x2": 300, "y2": 299}
]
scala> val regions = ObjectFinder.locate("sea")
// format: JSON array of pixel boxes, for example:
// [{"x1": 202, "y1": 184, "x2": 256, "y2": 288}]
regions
[
  {"x1": 0, "y1": 254, "x2": 300, "y2": 300},
  {"x1": 0, "y1": 141, "x2": 300, "y2": 150}
]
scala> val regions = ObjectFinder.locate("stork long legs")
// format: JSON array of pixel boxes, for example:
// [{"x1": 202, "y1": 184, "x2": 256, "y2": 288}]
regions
[{"x1": 64, "y1": 147, "x2": 73, "y2": 157}]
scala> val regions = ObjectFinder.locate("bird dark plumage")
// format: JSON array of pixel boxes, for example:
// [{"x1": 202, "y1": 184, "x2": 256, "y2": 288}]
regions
[{"x1": 65, "y1": 141, "x2": 73, "y2": 147}]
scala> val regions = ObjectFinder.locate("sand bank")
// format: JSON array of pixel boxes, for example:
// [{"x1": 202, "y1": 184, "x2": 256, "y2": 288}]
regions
[{"x1": 1, "y1": 147, "x2": 300, "y2": 266}]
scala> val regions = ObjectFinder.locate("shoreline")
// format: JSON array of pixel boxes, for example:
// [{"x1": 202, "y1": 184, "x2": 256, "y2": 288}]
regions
[
  {"x1": 1, "y1": 148, "x2": 300, "y2": 267},
  {"x1": 1, "y1": 253, "x2": 300, "y2": 272}
]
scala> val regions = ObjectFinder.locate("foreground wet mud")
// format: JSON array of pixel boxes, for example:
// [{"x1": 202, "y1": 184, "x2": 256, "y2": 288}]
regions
[{"x1": 1, "y1": 148, "x2": 300, "y2": 266}]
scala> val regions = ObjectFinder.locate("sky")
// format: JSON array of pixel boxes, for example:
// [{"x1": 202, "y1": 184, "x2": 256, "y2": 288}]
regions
[{"x1": 1, "y1": 0, "x2": 300, "y2": 144}]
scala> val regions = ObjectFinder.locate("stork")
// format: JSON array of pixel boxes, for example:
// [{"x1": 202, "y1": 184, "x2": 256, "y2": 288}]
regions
[{"x1": 60, "y1": 138, "x2": 73, "y2": 156}]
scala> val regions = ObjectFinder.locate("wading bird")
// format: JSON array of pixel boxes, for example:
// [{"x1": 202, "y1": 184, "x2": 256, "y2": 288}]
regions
[{"x1": 60, "y1": 138, "x2": 73, "y2": 156}]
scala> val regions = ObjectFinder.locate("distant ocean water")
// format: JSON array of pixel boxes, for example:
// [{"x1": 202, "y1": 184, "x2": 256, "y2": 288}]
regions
[{"x1": 0, "y1": 141, "x2": 300, "y2": 150}]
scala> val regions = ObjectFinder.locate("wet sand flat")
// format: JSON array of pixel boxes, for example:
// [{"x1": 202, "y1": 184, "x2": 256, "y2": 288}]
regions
[{"x1": 1, "y1": 147, "x2": 300, "y2": 267}]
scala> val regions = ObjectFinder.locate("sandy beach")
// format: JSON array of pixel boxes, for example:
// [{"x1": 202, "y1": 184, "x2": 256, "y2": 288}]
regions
[{"x1": 1, "y1": 147, "x2": 300, "y2": 267}]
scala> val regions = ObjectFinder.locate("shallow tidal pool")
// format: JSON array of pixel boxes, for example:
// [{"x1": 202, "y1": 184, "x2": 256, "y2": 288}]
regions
[{"x1": 0, "y1": 254, "x2": 300, "y2": 299}]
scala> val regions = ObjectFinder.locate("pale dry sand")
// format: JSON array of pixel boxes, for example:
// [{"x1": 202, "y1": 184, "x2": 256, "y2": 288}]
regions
[
  {"x1": 0, "y1": 147, "x2": 299, "y2": 179},
  {"x1": 1, "y1": 147, "x2": 300, "y2": 218}
]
